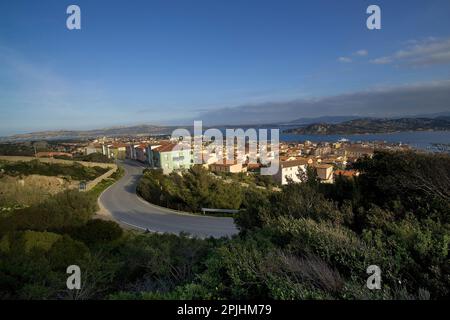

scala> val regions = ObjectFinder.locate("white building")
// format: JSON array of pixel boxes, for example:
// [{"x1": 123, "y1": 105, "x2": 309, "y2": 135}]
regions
[
  {"x1": 314, "y1": 164, "x2": 334, "y2": 184},
  {"x1": 273, "y1": 160, "x2": 307, "y2": 185}
]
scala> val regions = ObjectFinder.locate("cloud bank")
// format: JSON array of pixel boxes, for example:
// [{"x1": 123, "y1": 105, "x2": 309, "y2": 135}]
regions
[
  {"x1": 370, "y1": 37, "x2": 450, "y2": 67},
  {"x1": 196, "y1": 80, "x2": 450, "y2": 125}
]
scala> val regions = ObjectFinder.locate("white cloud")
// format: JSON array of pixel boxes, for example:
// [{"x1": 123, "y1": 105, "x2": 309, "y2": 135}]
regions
[
  {"x1": 338, "y1": 57, "x2": 352, "y2": 63},
  {"x1": 354, "y1": 49, "x2": 368, "y2": 56},
  {"x1": 370, "y1": 57, "x2": 393, "y2": 65},
  {"x1": 371, "y1": 37, "x2": 450, "y2": 67},
  {"x1": 338, "y1": 49, "x2": 368, "y2": 63}
]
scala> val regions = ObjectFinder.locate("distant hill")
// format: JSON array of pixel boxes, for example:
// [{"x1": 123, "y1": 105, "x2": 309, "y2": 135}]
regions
[
  {"x1": 284, "y1": 117, "x2": 450, "y2": 135},
  {"x1": 3, "y1": 114, "x2": 450, "y2": 141},
  {"x1": 0, "y1": 125, "x2": 177, "y2": 142},
  {"x1": 280, "y1": 115, "x2": 362, "y2": 126}
]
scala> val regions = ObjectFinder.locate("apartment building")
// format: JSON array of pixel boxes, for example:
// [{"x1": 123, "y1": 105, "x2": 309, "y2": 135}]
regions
[
  {"x1": 102, "y1": 143, "x2": 127, "y2": 160},
  {"x1": 135, "y1": 145, "x2": 148, "y2": 163},
  {"x1": 126, "y1": 145, "x2": 138, "y2": 160},
  {"x1": 148, "y1": 143, "x2": 192, "y2": 174}
]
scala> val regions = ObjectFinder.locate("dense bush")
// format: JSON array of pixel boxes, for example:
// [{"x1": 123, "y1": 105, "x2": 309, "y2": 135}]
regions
[
  {"x1": 0, "y1": 143, "x2": 36, "y2": 156},
  {"x1": 55, "y1": 153, "x2": 113, "y2": 164},
  {"x1": 353, "y1": 151, "x2": 450, "y2": 223},
  {"x1": 63, "y1": 219, "x2": 123, "y2": 247},
  {"x1": 235, "y1": 151, "x2": 449, "y2": 299},
  {"x1": 0, "y1": 190, "x2": 97, "y2": 234},
  {"x1": 137, "y1": 166, "x2": 246, "y2": 213},
  {"x1": 0, "y1": 231, "x2": 90, "y2": 299},
  {"x1": 110, "y1": 233, "x2": 216, "y2": 293}
]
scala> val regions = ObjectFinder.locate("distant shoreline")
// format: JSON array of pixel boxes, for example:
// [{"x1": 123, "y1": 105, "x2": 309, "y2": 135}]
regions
[
  {"x1": 282, "y1": 128, "x2": 450, "y2": 136},
  {"x1": 280, "y1": 130, "x2": 450, "y2": 152},
  {"x1": 283, "y1": 117, "x2": 450, "y2": 136}
]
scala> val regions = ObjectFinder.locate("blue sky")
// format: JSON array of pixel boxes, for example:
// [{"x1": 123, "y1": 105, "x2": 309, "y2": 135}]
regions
[{"x1": 1, "y1": 0, "x2": 450, "y2": 135}]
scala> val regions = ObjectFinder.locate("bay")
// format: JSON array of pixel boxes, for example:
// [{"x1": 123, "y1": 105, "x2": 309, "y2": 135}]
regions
[{"x1": 280, "y1": 130, "x2": 450, "y2": 151}]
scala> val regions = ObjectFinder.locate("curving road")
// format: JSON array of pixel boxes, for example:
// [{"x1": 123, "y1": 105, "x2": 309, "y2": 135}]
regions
[{"x1": 99, "y1": 160, "x2": 238, "y2": 238}]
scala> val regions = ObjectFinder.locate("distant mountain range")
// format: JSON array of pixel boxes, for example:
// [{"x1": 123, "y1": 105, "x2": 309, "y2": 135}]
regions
[
  {"x1": 279, "y1": 112, "x2": 450, "y2": 126},
  {"x1": 284, "y1": 116, "x2": 450, "y2": 135},
  {"x1": 0, "y1": 125, "x2": 177, "y2": 142},
  {"x1": 2, "y1": 113, "x2": 450, "y2": 142},
  {"x1": 280, "y1": 115, "x2": 362, "y2": 126}
]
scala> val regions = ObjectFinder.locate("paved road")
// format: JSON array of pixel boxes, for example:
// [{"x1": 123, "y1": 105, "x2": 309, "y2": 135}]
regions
[{"x1": 99, "y1": 160, "x2": 239, "y2": 238}]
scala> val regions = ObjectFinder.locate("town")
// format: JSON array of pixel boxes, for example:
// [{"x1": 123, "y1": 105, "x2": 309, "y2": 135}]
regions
[{"x1": 1, "y1": 134, "x2": 413, "y2": 186}]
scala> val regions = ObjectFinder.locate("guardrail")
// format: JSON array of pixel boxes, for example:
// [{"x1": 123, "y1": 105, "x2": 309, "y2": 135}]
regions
[{"x1": 201, "y1": 208, "x2": 240, "y2": 215}]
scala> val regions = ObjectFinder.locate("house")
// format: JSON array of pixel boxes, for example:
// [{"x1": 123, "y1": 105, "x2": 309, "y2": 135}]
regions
[
  {"x1": 320, "y1": 156, "x2": 347, "y2": 169},
  {"x1": 101, "y1": 144, "x2": 110, "y2": 158},
  {"x1": 126, "y1": 145, "x2": 138, "y2": 160},
  {"x1": 314, "y1": 146, "x2": 332, "y2": 156},
  {"x1": 299, "y1": 157, "x2": 315, "y2": 165},
  {"x1": 148, "y1": 143, "x2": 192, "y2": 174},
  {"x1": 337, "y1": 146, "x2": 374, "y2": 159},
  {"x1": 135, "y1": 145, "x2": 148, "y2": 163},
  {"x1": 246, "y1": 163, "x2": 262, "y2": 173},
  {"x1": 102, "y1": 144, "x2": 126, "y2": 160},
  {"x1": 314, "y1": 164, "x2": 334, "y2": 184},
  {"x1": 280, "y1": 156, "x2": 297, "y2": 162},
  {"x1": 84, "y1": 144, "x2": 102, "y2": 155},
  {"x1": 272, "y1": 159, "x2": 307, "y2": 185},
  {"x1": 209, "y1": 160, "x2": 247, "y2": 174},
  {"x1": 112, "y1": 144, "x2": 127, "y2": 160}
]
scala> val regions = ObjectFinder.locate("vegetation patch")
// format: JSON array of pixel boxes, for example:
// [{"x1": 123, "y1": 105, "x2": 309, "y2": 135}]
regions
[
  {"x1": 137, "y1": 166, "x2": 270, "y2": 214},
  {"x1": 0, "y1": 151, "x2": 448, "y2": 300},
  {"x1": 0, "y1": 159, "x2": 109, "y2": 181},
  {"x1": 55, "y1": 153, "x2": 113, "y2": 163},
  {"x1": 0, "y1": 174, "x2": 79, "y2": 213}
]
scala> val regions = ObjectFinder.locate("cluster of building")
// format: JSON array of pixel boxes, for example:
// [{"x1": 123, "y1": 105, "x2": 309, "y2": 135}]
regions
[
  {"x1": 273, "y1": 140, "x2": 412, "y2": 184},
  {"x1": 28, "y1": 136, "x2": 411, "y2": 186},
  {"x1": 91, "y1": 137, "x2": 412, "y2": 186}
]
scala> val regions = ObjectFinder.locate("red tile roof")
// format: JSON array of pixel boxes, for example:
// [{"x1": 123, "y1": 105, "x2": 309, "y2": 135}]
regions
[
  {"x1": 153, "y1": 143, "x2": 179, "y2": 152},
  {"x1": 280, "y1": 159, "x2": 308, "y2": 168},
  {"x1": 335, "y1": 170, "x2": 359, "y2": 177},
  {"x1": 314, "y1": 164, "x2": 334, "y2": 169}
]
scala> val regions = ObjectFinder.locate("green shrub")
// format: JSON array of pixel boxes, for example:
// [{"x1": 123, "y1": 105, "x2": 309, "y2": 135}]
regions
[
  {"x1": 0, "y1": 190, "x2": 97, "y2": 234},
  {"x1": 64, "y1": 219, "x2": 123, "y2": 246},
  {"x1": 137, "y1": 166, "x2": 245, "y2": 213},
  {"x1": 1, "y1": 159, "x2": 108, "y2": 181},
  {"x1": 0, "y1": 231, "x2": 62, "y2": 254}
]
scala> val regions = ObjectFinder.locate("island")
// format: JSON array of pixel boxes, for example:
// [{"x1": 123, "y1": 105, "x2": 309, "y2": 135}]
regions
[{"x1": 283, "y1": 117, "x2": 450, "y2": 135}]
